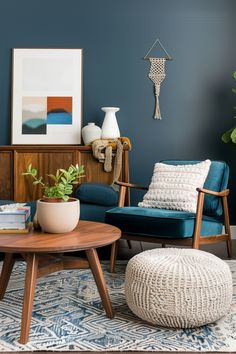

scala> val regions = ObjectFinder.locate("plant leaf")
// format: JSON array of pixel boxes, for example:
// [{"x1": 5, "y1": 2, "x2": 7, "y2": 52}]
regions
[
  {"x1": 61, "y1": 177, "x2": 67, "y2": 184},
  {"x1": 222, "y1": 127, "x2": 235, "y2": 143},
  {"x1": 47, "y1": 174, "x2": 57, "y2": 182},
  {"x1": 230, "y1": 127, "x2": 236, "y2": 143},
  {"x1": 31, "y1": 168, "x2": 37, "y2": 177}
]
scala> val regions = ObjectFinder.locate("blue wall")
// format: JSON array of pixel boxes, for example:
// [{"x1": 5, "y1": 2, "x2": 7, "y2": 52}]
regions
[{"x1": 0, "y1": 0, "x2": 236, "y2": 219}]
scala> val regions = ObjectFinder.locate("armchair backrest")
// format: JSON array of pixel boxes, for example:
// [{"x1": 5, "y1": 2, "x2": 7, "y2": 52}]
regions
[
  {"x1": 75, "y1": 182, "x2": 119, "y2": 222},
  {"x1": 161, "y1": 160, "x2": 229, "y2": 217}
]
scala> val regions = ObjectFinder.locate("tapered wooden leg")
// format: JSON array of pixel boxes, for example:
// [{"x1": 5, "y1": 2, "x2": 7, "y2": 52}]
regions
[
  {"x1": 19, "y1": 253, "x2": 38, "y2": 344},
  {"x1": 226, "y1": 239, "x2": 233, "y2": 258},
  {"x1": 222, "y1": 195, "x2": 233, "y2": 258},
  {"x1": 161, "y1": 244, "x2": 166, "y2": 248},
  {"x1": 109, "y1": 240, "x2": 118, "y2": 273},
  {"x1": 0, "y1": 253, "x2": 15, "y2": 300},
  {"x1": 86, "y1": 248, "x2": 114, "y2": 318},
  {"x1": 127, "y1": 240, "x2": 132, "y2": 249},
  {"x1": 193, "y1": 191, "x2": 205, "y2": 249}
]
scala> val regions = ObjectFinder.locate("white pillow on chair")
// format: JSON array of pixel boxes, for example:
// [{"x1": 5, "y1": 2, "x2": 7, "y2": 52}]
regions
[{"x1": 138, "y1": 160, "x2": 211, "y2": 213}]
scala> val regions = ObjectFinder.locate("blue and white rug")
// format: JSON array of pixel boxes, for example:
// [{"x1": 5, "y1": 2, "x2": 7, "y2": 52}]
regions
[{"x1": 0, "y1": 260, "x2": 235, "y2": 351}]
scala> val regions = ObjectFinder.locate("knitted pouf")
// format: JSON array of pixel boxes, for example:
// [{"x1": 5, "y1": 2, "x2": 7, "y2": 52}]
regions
[{"x1": 125, "y1": 248, "x2": 232, "y2": 328}]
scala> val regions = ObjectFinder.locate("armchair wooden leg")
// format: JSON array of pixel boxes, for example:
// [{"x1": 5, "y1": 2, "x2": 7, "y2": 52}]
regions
[
  {"x1": 223, "y1": 195, "x2": 233, "y2": 258},
  {"x1": 109, "y1": 240, "x2": 119, "y2": 273},
  {"x1": 192, "y1": 191, "x2": 204, "y2": 249},
  {"x1": 127, "y1": 240, "x2": 132, "y2": 249},
  {"x1": 226, "y1": 239, "x2": 233, "y2": 258}
]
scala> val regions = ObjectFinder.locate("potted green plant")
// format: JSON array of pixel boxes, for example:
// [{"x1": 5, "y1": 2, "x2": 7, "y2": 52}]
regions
[
  {"x1": 22, "y1": 164, "x2": 85, "y2": 233},
  {"x1": 222, "y1": 71, "x2": 236, "y2": 144}
]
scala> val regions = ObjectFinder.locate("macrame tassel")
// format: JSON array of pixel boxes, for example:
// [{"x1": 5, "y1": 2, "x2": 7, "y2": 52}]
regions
[{"x1": 154, "y1": 90, "x2": 161, "y2": 119}]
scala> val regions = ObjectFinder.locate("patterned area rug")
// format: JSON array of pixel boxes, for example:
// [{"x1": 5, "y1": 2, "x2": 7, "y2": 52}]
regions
[{"x1": 0, "y1": 260, "x2": 235, "y2": 352}]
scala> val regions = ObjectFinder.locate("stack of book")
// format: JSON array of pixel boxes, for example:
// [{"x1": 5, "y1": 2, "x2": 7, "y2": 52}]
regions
[{"x1": 0, "y1": 206, "x2": 31, "y2": 233}]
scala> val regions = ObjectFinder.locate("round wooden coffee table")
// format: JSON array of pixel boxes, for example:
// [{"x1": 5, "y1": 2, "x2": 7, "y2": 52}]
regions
[{"x1": 0, "y1": 220, "x2": 121, "y2": 344}]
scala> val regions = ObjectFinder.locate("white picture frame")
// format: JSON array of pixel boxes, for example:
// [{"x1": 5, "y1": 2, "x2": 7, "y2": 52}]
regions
[{"x1": 11, "y1": 48, "x2": 83, "y2": 145}]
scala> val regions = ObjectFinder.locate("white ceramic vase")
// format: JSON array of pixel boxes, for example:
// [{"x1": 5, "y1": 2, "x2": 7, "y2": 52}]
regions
[
  {"x1": 37, "y1": 198, "x2": 80, "y2": 233},
  {"x1": 82, "y1": 122, "x2": 101, "y2": 145},
  {"x1": 101, "y1": 107, "x2": 120, "y2": 139}
]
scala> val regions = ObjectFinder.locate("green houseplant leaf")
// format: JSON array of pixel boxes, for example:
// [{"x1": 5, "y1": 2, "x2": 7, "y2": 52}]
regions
[
  {"x1": 22, "y1": 164, "x2": 85, "y2": 201},
  {"x1": 231, "y1": 127, "x2": 236, "y2": 143},
  {"x1": 222, "y1": 127, "x2": 235, "y2": 143},
  {"x1": 222, "y1": 71, "x2": 236, "y2": 144}
]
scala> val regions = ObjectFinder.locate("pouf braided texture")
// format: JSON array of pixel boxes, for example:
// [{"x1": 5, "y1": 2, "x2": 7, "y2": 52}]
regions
[{"x1": 125, "y1": 248, "x2": 232, "y2": 328}]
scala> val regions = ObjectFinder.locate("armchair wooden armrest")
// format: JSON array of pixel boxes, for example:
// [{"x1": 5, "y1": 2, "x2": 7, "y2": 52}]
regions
[
  {"x1": 193, "y1": 187, "x2": 231, "y2": 250},
  {"x1": 115, "y1": 181, "x2": 148, "y2": 207},
  {"x1": 196, "y1": 187, "x2": 230, "y2": 197},
  {"x1": 115, "y1": 181, "x2": 148, "y2": 191}
]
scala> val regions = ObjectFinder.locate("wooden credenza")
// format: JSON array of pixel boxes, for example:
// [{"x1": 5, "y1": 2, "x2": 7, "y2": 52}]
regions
[{"x1": 0, "y1": 145, "x2": 129, "y2": 202}]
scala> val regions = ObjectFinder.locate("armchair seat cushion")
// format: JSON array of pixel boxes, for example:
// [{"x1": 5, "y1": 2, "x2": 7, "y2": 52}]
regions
[
  {"x1": 105, "y1": 207, "x2": 223, "y2": 239},
  {"x1": 80, "y1": 203, "x2": 114, "y2": 223}
]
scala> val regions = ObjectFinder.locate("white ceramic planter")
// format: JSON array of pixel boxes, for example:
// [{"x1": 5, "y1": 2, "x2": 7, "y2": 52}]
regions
[
  {"x1": 37, "y1": 198, "x2": 80, "y2": 233},
  {"x1": 101, "y1": 107, "x2": 120, "y2": 138},
  {"x1": 82, "y1": 122, "x2": 101, "y2": 145}
]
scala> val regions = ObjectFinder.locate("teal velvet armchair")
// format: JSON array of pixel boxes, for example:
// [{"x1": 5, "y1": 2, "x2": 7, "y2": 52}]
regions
[{"x1": 105, "y1": 160, "x2": 233, "y2": 272}]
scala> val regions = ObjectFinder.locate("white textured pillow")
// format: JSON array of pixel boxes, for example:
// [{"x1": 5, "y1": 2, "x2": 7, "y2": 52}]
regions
[{"x1": 138, "y1": 160, "x2": 211, "y2": 213}]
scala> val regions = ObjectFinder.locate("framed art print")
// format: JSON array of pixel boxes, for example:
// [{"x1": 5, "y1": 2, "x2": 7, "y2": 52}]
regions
[{"x1": 12, "y1": 48, "x2": 82, "y2": 144}]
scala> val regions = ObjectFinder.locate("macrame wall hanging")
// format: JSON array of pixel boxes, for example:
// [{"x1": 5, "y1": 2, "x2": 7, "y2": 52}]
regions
[{"x1": 144, "y1": 38, "x2": 172, "y2": 120}]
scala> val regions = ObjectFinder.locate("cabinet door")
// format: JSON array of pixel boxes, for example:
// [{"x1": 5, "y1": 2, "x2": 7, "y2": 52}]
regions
[
  {"x1": 14, "y1": 150, "x2": 76, "y2": 202},
  {"x1": 0, "y1": 151, "x2": 13, "y2": 200},
  {"x1": 78, "y1": 150, "x2": 115, "y2": 184}
]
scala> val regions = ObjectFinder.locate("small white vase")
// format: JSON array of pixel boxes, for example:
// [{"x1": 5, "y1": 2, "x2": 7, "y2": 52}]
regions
[
  {"x1": 82, "y1": 122, "x2": 101, "y2": 145},
  {"x1": 101, "y1": 107, "x2": 120, "y2": 139}
]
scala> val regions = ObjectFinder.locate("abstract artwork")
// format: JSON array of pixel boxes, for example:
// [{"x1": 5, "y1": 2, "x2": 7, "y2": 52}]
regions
[
  {"x1": 21, "y1": 96, "x2": 73, "y2": 135},
  {"x1": 12, "y1": 49, "x2": 82, "y2": 144}
]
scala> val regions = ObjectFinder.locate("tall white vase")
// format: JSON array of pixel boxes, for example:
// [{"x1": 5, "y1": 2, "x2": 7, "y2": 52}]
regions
[{"x1": 101, "y1": 107, "x2": 120, "y2": 138}]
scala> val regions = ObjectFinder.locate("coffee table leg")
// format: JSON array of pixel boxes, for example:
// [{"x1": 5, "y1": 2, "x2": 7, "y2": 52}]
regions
[
  {"x1": 109, "y1": 241, "x2": 118, "y2": 273},
  {"x1": 0, "y1": 253, "x2": 15, "y2": 300},
  {"x1": 19, "y1": 253, "x2": 38, "y2": 344},
  {"x1": 86, "y1": 248, "x2": 114, "y2": 319}
]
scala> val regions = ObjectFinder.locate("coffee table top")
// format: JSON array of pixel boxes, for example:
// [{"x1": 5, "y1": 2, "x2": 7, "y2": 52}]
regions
[{"x1": 0, "y1": 221, "x2": 121, "y2": 253}]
